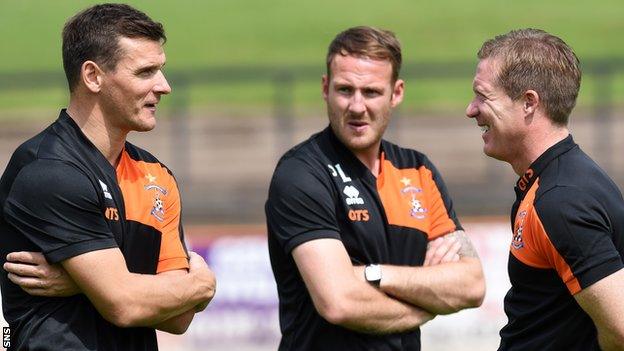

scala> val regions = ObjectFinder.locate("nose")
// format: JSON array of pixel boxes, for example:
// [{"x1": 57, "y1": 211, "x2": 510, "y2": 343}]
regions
[
  {"x1": 466, "y1": 99, "x2": 478, "y2": 119},
  {"x1": 348, "y1": 91, "x2": 366, "y2": 115},
  {"x1": 154, "y1": 70, "x2": 172, "y2": 95}
]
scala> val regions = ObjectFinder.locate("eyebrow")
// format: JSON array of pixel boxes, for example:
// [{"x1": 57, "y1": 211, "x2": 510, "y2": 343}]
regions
[
  {"x1": 473, "y1": 81, "x2": 487, "y2": 96},
  {"x1": 135, "y1": 62, "x2": 165, "y2": 73}
]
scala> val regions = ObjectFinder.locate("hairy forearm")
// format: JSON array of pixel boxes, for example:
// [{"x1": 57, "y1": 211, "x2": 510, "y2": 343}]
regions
[
  {"x1": 380, "y1": 258, "x2": 485, "y2": 315},
  {"x1": 317, "y1": 282, "x2": 434, "y2": 334},
  {"x1": 294, "y1": 239, "x2": 434, "y2": 335}
]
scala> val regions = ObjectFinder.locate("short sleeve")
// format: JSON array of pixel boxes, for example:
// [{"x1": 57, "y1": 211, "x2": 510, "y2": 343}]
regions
[
  {"x1": 535, "y1": 186, "x2": 623, "y2": 293},
  {"x1": 422, "y1": 155, "x2": 463, "y2": 237},
  {"x1": 266, "y1": 157, "x2": 341, "y2": 253},
  {"x1": 156, "y1": 174, "x2": 189, "y2": 273},
  {"x1": 3, "y1": 159, "x2": 117, "y2": 263}
]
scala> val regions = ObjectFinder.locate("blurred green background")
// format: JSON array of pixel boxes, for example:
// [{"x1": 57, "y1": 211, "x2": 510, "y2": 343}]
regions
[
  {"x1": 1, "y1": 4, "x2": 623, "y2": 349},
  {"x1": 1, "y1": 0, "x2": 623, "y2": 116},
  {"x1": 1, "y1": 0, "x2": 623, "y2": 222}
]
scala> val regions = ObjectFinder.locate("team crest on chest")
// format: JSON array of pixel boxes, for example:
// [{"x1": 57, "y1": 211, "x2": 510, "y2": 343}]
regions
[
  {"x1": 144, "y1": 173, "x2": 168, "y2": 222},
  {"x1": 512, "y1": 210, "x2": 527, "y2": 249},
  {"x1": 400, "y1": 177, "x2": 427, "y2": 219}
]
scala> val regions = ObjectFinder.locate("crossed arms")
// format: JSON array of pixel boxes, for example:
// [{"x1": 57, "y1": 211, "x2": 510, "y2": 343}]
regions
[
  {"x1": 5, "y1": 249, "x2": 216, "y2": 334},
  {"x1": 292, "y1": 230, "x2": 485, "y2": 334}
]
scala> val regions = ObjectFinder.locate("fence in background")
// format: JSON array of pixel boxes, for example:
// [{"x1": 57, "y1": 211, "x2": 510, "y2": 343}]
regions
[{"x1": 1, "y1": 59, "x2": 623, "y2": 222}]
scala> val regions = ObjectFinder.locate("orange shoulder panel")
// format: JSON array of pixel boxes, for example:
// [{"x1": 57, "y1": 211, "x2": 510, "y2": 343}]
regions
[
  {"x1": 376, "y1": 157, "x2": 456, "y2": 240},
  {"x1": 510, "y1": 180, "x2": 581, "y2": 294},
  {"x1": 116, "y1": 151, "x2": 189, "y2": 273}
]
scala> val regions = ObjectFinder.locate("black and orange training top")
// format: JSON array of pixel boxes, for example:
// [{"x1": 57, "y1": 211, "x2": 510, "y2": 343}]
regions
[
  {"x1": 500, "y1": 135, "x2": 624, "y2": 350},
  {"x1": 266, "y1": 126, "x2": 462, "y2": 351},
  {"x1": 0, "y1": 109, "x2": 188, "y2": 351}
]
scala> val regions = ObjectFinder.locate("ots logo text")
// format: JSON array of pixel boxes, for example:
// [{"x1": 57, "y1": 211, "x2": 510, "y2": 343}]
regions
[
  {"x1": 105, "y1": 207, "x2": 119, "y2": 221},
  {"x1": 349, "y1": 209, "x2": 370, "y2": 222}
]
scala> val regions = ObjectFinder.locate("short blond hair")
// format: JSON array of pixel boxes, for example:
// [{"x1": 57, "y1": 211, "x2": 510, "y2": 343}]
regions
[
  {"x1": 326, "y1": 26, "x2": 402, "y2": 83},
  {"x1": 478, "y1": 28, "x2": 581, "y2": 125}
]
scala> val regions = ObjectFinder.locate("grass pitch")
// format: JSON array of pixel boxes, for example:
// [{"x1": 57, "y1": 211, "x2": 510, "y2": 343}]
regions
[{"x1": 1, "y1": 0, "x2": 623, "y2": 114}]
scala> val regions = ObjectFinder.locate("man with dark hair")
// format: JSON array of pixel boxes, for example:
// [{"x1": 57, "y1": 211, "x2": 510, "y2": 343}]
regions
[
  {"x1": 467, "y1": 28, "x2": 624, "y2": 350},
  {"x1": 0, "y1": 4, "x2": 215, "y2": 350},
  {"x1": 266, "y1": 26, "x2": 485, "y2": 350}
]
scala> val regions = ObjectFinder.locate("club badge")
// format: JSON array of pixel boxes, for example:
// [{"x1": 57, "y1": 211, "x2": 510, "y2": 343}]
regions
[
  {"x1": 144, "y1": 173, "x2": 167, "y2": 222},
  {"x1": 512, "y1": 210, "x2": 527, "y2": 249},
  {"x1": 400, "y1": 177, "x2": 427, "y2": 219}
]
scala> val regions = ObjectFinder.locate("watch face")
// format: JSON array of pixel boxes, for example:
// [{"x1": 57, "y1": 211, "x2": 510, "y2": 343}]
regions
[{"x1": 365, "y1": 264, "x2": 382, "y2": 282}]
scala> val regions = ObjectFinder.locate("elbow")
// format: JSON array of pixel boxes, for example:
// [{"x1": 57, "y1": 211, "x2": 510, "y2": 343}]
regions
[
  {"x1": 102, "y1": 303, "x2": 139, "y2": 328},
  {"x1": 98, "y1": 294, "x2": 145, "y2": 328},
  {"x1": 599, "y1": 329, "x2": 624, "y2": 351},
  {"x1": 163, "y1": 318, "x2": 193, "y2": 335},
  {"x1": 460, "y1": 270, "x2": 486, "y2": 310},
  {"x1": 465, "y1": 278, "x2": 486, "y2": 308},
  {"x1": 315, "y1": 298, "x2": 353, "y2": 326},
  {"x1": 459, "y1": 260, "x2": 486, "y2": 309},
  {"x1": 168, "y1": 324, "x2": 190, "y2": 335},
  {"x1": 444, "y1": 270, "x2": 486, "y2": 313}
]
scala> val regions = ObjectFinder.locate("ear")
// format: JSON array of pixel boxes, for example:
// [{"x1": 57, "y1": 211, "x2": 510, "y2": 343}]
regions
[
  {"x1": 390, "y1": 79, "x2": 405, "y2": 108},
  {"x1": 81, "y1": 60, "x2": 104, "y2": 93},
  {"x1": 523, "y1": 89, "x2": 540, "y2": 115},
  {"x1": 321, "y1": 74, "x2": 329, "y2": 102}
]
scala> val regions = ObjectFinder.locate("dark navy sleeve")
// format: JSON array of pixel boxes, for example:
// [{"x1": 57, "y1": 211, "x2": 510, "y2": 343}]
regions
[
  {"x1": 266, "y1": 157, "x2": 341, "y2": 253},
  {"x1": 3, "y1": 159, "x2": 118, "y2": 263},
  {"x1": 535, "y1": 186, "x2": 623, "y2": 292}
]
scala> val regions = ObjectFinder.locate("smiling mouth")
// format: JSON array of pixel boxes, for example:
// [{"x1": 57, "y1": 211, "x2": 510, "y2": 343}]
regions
[{"x1": 479, "y1": 124, "x2": 490, "y2": 133}]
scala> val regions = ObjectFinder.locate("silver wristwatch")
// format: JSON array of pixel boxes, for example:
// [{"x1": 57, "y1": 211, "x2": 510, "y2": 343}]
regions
[{"x1": 364, "y1": 264, "x2": 382, "y2": 286}]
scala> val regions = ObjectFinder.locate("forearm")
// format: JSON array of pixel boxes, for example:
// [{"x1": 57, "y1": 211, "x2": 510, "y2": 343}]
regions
[
  {"x1": 152, "y1": 308, "x2": 196, "y2": 334},
  {"x1": 62, "y1": 250, "x2": 215, "y2": 328},
  {"x1": 599, "y1": 334, "x2": 624, "y2": 351},
  {"x1": 113, "y1": 270, "x2": 214, "y2": 326},
  {"x1": 313, "y1": 277, "x2": 434, "y2": 334},
  {"x1": 380, "y1": 257, "x2": 485, "y2": 314}
]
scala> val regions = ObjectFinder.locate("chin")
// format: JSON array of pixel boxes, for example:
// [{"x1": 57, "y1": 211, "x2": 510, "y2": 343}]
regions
[
  {"x1": 133, "y1": 115, "x2": 157, "y2": 132},
  {"x1": 483, "y1": 147, "x2": 506, "y2": 162},
  {"x1": 343, "y1": 136, "x2": 377, "y2": 153},
  {"x1": 130, "y1": 121, "x2": 156, "y2": 132}
]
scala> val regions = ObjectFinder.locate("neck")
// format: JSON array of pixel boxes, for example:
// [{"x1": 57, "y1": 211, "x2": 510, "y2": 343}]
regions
[
  {"x1": 510, "y1": 126, "x2": 569, "y2": 176},
  {"x1": 353, "y1": 143, "x2": 382, "y2": 177},
  {"x1": 67, "y1": 98, "x2": 127, "y2": 167}
]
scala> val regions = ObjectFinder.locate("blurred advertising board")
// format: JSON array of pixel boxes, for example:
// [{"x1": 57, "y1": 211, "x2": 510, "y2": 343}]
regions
[
  {"x1": 159, "y1": 219, "x2": 512, "y2": 351},
  {"x1": 0, "y1": 219, "x2": 512, "y2": 351}
]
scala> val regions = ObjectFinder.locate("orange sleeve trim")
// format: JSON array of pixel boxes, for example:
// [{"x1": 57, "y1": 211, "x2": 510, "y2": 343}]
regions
[
  {"x1": 531, "y1": 208, "x2": 582, "y2": 294},
  {"x1": 526, "y1": 204, "x2": 581, "y2": 294},
  {"x1": 157, "y1": 174, "x2": 187, "y2": 263},
  {"x1": 116, "y1": 152, "x2": 189, "y2": 272},
  {"x1": 420, "y1": 166, "x2": 457, "y2": 239},
  {"x1": 510, "y1": 179, "x2": 581, "y2": 294},
  {"x1": 377, "y1": 160, "x2": 456, "y2": 239},
  {"x1": 157, "y1": 257, "x2": 190, "y2": 273}
]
